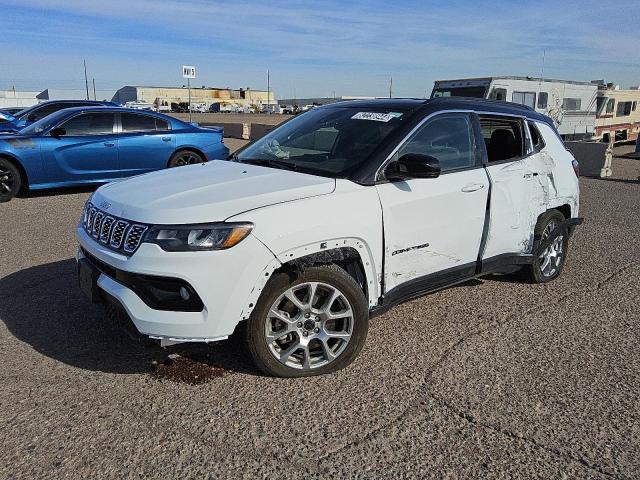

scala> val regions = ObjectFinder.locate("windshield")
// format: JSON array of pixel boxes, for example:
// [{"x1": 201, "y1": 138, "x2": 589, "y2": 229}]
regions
[
  {"x1": 19, "y1": 110, "x2": 69, "y2": 135},
  {"x1": 235, "y1": 106, "x2": 411, "y2": 177}
]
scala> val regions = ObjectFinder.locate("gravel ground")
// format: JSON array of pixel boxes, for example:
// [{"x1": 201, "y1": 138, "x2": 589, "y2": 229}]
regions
[{"x1": 0, "y1": 150, "x2": 638, "y2": 479}]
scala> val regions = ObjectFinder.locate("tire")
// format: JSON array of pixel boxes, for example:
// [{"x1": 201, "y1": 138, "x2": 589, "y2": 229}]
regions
[
  {"x1": 245, "y1": 264, "x2": 369, "y2": 377},
  {"x1": 0, "y1": 158, "x2": 22, "y2": 203},
  {"x1": 168, "y1": 150, "x2": 204, "y2": 168},
  {"x1": 521, "y1": 210, "x2": 568, "y2": 283}
]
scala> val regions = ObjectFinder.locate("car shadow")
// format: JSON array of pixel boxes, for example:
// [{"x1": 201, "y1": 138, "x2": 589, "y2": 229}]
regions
[
  {"x1": 17, "y1": 185, "x2": 98, "y2": 199},
  {"x1": 0, "y1": 259, "x2": 260, "y2": 376}
]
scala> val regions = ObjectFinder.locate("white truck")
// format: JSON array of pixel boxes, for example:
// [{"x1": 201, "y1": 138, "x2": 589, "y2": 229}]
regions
[
  {"x1": 432, "y1": 76, "x2": 598, "y2": 139},
  {"x1": 76, "y1": 98, "x2": 582, "y2": 377}
]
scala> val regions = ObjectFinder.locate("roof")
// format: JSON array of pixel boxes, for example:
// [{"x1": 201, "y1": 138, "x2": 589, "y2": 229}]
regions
[
  {"x1": 322, "y1": 97, "x2": 554, "y2": 125},
  {"x1": 434, "y1": 76, "x2": 596, "y2": 86},
  {"x1": 120, "y1": 85, "x2": 270, "y2": 93}
]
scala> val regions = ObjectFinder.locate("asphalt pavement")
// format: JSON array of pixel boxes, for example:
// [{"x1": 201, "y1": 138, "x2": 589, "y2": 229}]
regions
[{"x1": 0, "y1": 152, "x2": 638, "y2": 479}]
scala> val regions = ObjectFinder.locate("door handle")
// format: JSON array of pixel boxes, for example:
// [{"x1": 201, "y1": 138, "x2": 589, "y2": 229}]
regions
[
  {"x1": 161, "y1": 137, "x2": 171, "y2": 142},
  {"x1": 103, "y1": 141, "x2": 115, "y2": 147},
  {"x1": 461, "y1": 183, "x2": 485, "y2": 192}
]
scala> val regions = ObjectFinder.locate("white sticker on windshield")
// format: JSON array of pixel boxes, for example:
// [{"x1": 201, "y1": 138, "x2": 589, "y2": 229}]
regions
[{"x1": 351, "y1": 111, "x2": 403, "y2": 122}]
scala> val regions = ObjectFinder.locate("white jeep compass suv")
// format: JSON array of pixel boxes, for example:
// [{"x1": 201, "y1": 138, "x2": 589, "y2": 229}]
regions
[{"x1": 76, "y1": 98, "x2": 582, "y2": 377}]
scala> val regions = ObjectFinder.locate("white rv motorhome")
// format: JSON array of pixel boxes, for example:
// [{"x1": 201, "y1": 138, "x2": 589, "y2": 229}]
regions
[{"x1": 431, "y1": 76, "x2": 598, "y2": 139}]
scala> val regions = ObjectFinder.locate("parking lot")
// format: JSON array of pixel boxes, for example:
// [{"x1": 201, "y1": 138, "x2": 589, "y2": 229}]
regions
[{"x1": 1, "y1": 147, "x2": 638, "y2": 478}]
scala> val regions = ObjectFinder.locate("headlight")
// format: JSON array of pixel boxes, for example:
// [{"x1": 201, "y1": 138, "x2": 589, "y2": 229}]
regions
[{"x1": 144, "y1": 222, "x2": 253, "y2": 252}]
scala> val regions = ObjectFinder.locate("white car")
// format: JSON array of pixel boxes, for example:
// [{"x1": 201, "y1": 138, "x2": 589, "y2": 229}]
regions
[{"x1": 76, "y1": 98, "x2": 582, "y2": 377}]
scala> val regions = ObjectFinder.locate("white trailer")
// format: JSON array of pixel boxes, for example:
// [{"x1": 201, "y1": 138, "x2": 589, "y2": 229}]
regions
[{"x1": 431, "y1": 76, "x2": 598, "y2": 139}]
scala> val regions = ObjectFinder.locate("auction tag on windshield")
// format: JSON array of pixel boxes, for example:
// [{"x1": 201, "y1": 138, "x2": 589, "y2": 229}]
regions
[{"x1": 351, "y1": 112, "x2": 402, "y2": 122}]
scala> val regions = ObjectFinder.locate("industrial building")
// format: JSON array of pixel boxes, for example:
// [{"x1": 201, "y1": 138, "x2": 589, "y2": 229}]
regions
[
  {"x1": 112, "y1": 85, "x2": 276, "y2": 112},
  {"x1": 278, "y1": 96, "x2": 375, "y2": 108},
  {"x1": 0, "y1": 89, "x2": 40, "y2": 109}
]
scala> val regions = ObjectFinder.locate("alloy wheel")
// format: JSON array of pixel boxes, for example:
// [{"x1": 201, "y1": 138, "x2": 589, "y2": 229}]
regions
[
  {"x1": 539, "y1": 220, "x2": 564, "y2": 278},
  {"x1": 0, "y1": 167, "x2": 15, "y2": 195},
  {"x1": 174, "y1": 152, "x2": 201, "y2": 166},
  {"x1": 264, "y1": 282, "x2": 353, "y2": 370}
]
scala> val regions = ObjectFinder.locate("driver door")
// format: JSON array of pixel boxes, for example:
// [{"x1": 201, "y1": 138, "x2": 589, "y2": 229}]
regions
[
  {"x1": 375, "y1": 113, "x2": 489, "y2": 294},
  {"x1": 41, "y1": 112, "x2": 119, "y2": 184}
]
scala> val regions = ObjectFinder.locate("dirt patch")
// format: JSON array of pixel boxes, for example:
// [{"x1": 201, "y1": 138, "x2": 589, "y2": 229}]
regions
[{"x1": 151, "y1": 356, "x2": 227, "y2": 385}]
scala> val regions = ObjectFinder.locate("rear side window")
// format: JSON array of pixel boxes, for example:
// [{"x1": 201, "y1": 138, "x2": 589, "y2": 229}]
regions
[
  {"x1": 61, "y1": 113, "x2": 115, "y2": 136},
  {"x1": 528, "y1": 122, "x2": 545, "y2": 151},
  {"x1": 479, "y1": 116, "x2": 525, "y2": 162},
  {"x1": 398, "y1": 114, "x2": 475, "y2": 172},
  {"x1": 121, "y1": 113, "x2": 169, "y2": 132}
]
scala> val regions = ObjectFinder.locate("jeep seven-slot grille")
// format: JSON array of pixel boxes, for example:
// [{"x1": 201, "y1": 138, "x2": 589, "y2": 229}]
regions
[{"x1": 81, "y1": 202, "x2": 149, "y2": 255}]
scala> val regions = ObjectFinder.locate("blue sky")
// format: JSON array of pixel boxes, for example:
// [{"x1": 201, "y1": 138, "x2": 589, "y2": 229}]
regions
[{"x1": 1, "y1": 0, "x2": 638, "y2": 99}]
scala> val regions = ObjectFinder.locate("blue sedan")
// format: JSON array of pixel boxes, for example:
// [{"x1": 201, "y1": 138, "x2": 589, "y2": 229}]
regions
[
  {"x1": 0, "y1": 100, "x2": 120, "y2": 133},
  {"x1": 0, "y1": 107, "x2": 228, "y2": 202}
]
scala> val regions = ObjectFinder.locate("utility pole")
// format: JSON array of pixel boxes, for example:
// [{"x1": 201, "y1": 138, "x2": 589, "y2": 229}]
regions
[
  {"x1": 267, "y1": 69, "x2": 270, "y2": 114},
  {"x1": 92, "y1": 78, "x2": 96, "y2": 100},
  {"x1": 389, "y1": 76, "x2": 393, "y2": 98},
  {"x1": 83, "y1": 59, "x2": 89, "y2": 100},
  {"x1": 187, "y1": 76, "x2": 192, "y2": 122}
]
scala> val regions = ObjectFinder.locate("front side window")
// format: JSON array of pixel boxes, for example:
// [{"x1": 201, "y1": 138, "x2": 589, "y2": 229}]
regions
[
  {"x1": 236, "y1": 106, "x2": 412, "y2": 177},
  {"x1": 489, "y1": 88, "x2": 507, "y2": 101},
  {"x1": 562, "y1": 98, "x2": 582, "y2": 111},
  {"x1": 396, "y1": 114, "x2": 475, "y2": 172},
  {"x1": 121, "y1": 113, "x2": 168, "y2": 132},
  {"x1": 512, "y1": 91, "x2": 536, "y2": 109},
  {"x1": 606, "y1": 98, "x2": 615, "y2": 114},
  {"x1": 537, "y1": 92, "x2": 548, "y2": 109},
  {"x1": 61, "y1": 113, "x2": 115, "y2": 136},
  {"x1": 28, "y1": 104, "x2": 64, "y2": 121},
  {"x1": 479, "y1": 116, "x2": 525, "y2": 162}
]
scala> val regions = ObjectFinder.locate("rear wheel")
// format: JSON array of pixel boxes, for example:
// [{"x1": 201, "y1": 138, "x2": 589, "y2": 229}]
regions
[
  {"x1": 168, "y1": 150, "x2": 204, "y2": 168},
  {"x1": 522, "y1": 210, "x2": 568, "y2": 283},
  {"x1": 0, "y1": 159, "x2": 21, "y2": 203},
  {"x1": 245, "y1": 265, "x2": 369, "y2": 377}
]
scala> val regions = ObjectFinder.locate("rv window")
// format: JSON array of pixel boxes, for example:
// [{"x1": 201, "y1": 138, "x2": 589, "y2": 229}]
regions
[
  {"x1": 616, "y1": 101, "x2": 633, "y2": 117},
  {"x1": 527, "y1": 122, "x2": 545, "y2": 151},
  {"x1": 633, "y1": 101, "x2": 637, "y2": 111},
  {"x1": 490, "y1": 88, "x2": 507, "y2": 101},
  {"x1": 479, "y1": 116, "x2": 525, "y2": 162},
  {"x1": 512, "y1": 91, "x2": 536, "y2": 109},
  {"x1": 605, "y1": 98, "x2": 615, "y2": 114},
  {"x1": 537, "y1": 92, "x2": 548, "y2": 109},
  {"x1": 562, "y1": 98, "x2": 581, "y2": 111},
  {"x1": 431, "y1": 86, "x2": 487, "y2": 98}
]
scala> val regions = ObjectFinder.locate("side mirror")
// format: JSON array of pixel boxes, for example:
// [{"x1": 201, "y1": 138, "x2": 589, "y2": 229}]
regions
[
  {"x1": 386, "y1": 153, "x2": 441, "y2": 180},
  {"x1": 50, "y1": 127, "x2": 66, "y2": 137}
]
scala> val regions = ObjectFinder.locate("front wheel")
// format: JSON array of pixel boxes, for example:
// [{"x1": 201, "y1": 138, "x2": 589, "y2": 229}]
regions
[
  {"x1": 521, "y1": 210, "x2": 569, "y2": 283},
  {"x1": 168, "y1": 150, "x2": 204, "y2": 168},
  {"x1": 245, "y1": 265, "x2": 369, "y2": 377},
  {"x1": 0, "y1": 159, "x2": 22, "y2": 203}
]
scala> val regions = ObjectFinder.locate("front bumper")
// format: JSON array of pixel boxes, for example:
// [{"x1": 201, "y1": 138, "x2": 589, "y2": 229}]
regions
[{"x1": 76, "y1": 225, "x2": 277, "y2": 342}]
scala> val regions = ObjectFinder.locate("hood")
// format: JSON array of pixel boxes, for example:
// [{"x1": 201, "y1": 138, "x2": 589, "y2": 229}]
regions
[{"x1": 92, "y1": 160, "x2": 336, "y2": 224}]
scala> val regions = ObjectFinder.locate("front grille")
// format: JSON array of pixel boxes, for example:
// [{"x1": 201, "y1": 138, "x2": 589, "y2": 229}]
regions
[{"x1": 81, "y1": 202, "x2": 148, "y2": 255}]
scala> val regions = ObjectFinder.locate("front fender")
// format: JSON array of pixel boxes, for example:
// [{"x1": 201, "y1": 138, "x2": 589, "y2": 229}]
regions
[{"x1": 241, "y1": 237, "x2": 381, "y2": 321}]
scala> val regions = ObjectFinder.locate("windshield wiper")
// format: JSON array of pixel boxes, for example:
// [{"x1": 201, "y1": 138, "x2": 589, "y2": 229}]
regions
[{"x1": 240, "y1": 158, "x2": 298, "y2": 172}]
